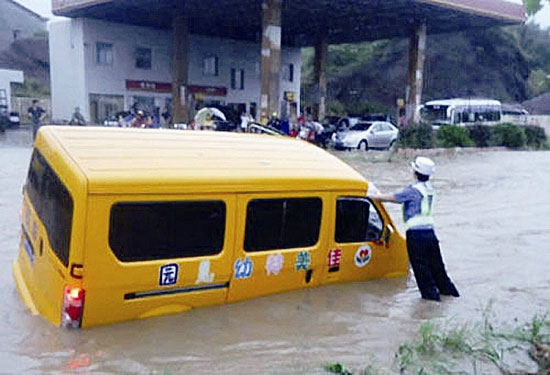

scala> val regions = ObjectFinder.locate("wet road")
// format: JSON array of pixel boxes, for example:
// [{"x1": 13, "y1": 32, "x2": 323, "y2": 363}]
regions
[{"x1": 1, "y1": 128, "x2": 549, "y2": 374}]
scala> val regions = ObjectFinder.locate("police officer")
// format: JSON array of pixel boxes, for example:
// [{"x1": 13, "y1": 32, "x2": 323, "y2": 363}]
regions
[{"x1": 369, "y1": 156, "x2": 459, "y2": 301}]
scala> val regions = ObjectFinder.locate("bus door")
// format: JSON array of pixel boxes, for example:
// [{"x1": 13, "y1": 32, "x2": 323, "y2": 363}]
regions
[
  {"x1": 227, "y1": 194, "x2": 327, "y2": 302},
  {"x1": 321, "y1": 194, "x2": 395, "y2": 285}
]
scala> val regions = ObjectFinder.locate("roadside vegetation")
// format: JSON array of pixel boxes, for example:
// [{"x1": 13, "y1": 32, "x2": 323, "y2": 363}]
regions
[
  {"x1": 323, "y1": 311, "x2": 550, "y2": 375},
  {"x1": 396, "y1": 123, "x2": 549, "y2": 150}
]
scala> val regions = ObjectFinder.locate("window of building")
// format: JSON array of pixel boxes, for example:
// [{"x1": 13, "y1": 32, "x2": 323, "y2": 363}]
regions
[
  {"x1": 203, "y1": 56, "x2": 218, "y2": 76},
  {"x1": 282, "y1": 64, "x2": 294, "y2": 82},
  {"x1": 109, "y1": 201, "x2": 226, "y2": 262},
  {"x1": 288, "y1": 63, "x2": 294, "y2": 82},
  {"x1": 231, "y1": 68, "x2": 244, "y2": 90},
  {"x1": 335, "y1": 197, "x2": 384, "y2": 243},
  {"x1": 135, "y1": 47, "x2": 152, "y2": 70},
  {"x1": 96, "y1": 42, "x2": 113, "y2": 65},
  {"x1": 244, "y1": 198, "x2": 322, "y2": 252},
  {"x1": 26, "y1": 150, "x2": 74, "y2": 267}
]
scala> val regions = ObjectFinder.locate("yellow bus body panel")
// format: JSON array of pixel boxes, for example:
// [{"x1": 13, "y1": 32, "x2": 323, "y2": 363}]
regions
[{"x1": 13, "y1": 126, "x2": 408, "y2": 328}]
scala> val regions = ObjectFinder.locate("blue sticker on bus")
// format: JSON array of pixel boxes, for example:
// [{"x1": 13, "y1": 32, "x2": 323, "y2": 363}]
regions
[
  {"x1": 234, "y1": 257, "x2": 253, "y2": 279},
  {"x1": 159, "y1": 263, "x2": 179, "y2": 286}
]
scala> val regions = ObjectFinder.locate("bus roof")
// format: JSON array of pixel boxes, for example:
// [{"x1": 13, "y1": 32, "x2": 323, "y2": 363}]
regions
[
  {"x1": 424, "y1": 98, "x2": 501, "y2": 107},
  {"x1": 40, "y1": 126, "x2": 367, "y2": 195}
]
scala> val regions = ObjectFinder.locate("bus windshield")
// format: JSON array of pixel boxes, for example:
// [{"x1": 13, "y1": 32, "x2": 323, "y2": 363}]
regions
[{"x1": 420, "y1": 105, "x2": 450, "y2": 124}]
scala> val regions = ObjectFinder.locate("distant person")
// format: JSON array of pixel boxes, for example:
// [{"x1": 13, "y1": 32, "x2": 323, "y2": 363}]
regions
[
  {"x1": 289, "y1": 124, "x2": 298, "y2": 138},
  {"x1": 202, "y1": 113, "x2": 215, "y2": 130},
  {"x1": 369, "y1": 156, "x2": 459, "y2": 301},
  {"x1": 240, "y1": 112, "x2": 250, "y2": 132},
  {"x1": 28, "y1": 99, "x2": 46, "y2": 140},
  {"x1": 69, "y1": 107, "x2": 86, "y2": 126},
  {"x1": 161, "y1": 105, "x2": 172, "y2": 127},
  {"x1": 131, "y1": 110, "x2": 147, "y2": 128}
]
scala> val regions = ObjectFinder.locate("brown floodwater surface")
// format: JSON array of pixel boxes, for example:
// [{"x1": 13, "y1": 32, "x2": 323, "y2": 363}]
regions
[{"x1": 1, "y1": 130, "x2": 549, "y2": 374}]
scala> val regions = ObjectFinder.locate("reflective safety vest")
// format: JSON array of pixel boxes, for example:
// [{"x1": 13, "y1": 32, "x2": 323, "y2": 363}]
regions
[{"x1": 404, "y1": 181, "x2": 435, "y2": 230}]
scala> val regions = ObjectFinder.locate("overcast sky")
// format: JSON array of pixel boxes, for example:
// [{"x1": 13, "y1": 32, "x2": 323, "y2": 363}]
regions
[{"x1": 13, "y1": 0, "x2": 550, "y2": 29}]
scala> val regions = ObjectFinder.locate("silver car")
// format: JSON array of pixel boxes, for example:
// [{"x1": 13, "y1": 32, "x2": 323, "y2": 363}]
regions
[{"x1": 331, "y1": 121, "x2": 399, "y2": 150}]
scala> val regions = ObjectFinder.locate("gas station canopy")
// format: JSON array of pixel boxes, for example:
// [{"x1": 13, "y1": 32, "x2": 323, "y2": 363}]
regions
[{"x1": 53, "y1": 0, "x2": 525, "y2": 47}]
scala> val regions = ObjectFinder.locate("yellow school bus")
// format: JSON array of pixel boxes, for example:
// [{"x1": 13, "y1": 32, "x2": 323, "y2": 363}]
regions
[{"x1": 13, "y1": 126, "x2": 408, "y2": 328}]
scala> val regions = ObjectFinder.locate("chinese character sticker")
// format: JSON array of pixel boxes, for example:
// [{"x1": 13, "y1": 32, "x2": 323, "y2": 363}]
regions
[
  {"x1": 295, "y1": 251, "x2": 311, "y2": 271},
  {"x1": 159, "y1": 263, "x2": 179, "y2": 286},
  {"x1": 234, "y1": 257, "x2": 253, "y2": 279},
  {"x1": 265, "y1": 253, "x2": 284, "y2": 276},
  {"x1": 196, "y1": 260, "x2": 215, "y2": 284},
  {"x1": 328, "y1": 248, "x2": 342, "y2": 272}
]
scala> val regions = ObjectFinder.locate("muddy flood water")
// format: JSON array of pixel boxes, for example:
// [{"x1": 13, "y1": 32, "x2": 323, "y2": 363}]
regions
[{"x1": 1, "y1": 128, "x2": 549, "y2": 374}]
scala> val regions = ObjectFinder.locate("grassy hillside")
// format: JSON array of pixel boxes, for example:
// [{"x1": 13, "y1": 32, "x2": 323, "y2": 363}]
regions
[
  {"x1": 302, "y1": 23, "x2": 550, "y2": 115},
  {"x1": 0, "y1": 36, "x2": 50, "y2": 97}
]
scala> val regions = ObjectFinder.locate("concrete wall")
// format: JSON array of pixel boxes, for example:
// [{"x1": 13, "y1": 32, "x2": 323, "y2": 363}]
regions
[
  {"x1": 0, "y1": 0, "x2": 46, "y2": 52},
  {"x1": 0, "y1": 68, "x2": 23, "y2": 112},
  {"x1": 49, "y1": 17, "x2": 301, "y2": 123},
  {"x1": 49, "y1": 19, "x2": 87, "y2": 122},
  {"x1": 527, "y1": 115, "x2": 550, "y2": 137}
]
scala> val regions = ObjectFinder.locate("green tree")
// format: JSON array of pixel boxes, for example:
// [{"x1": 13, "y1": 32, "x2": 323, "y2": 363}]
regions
[{"x1": 525, "y1": 0, "x2": 548, "y2": 15}]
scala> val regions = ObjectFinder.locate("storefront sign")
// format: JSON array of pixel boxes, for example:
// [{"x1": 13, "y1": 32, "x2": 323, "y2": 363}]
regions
[
  {"x1": 187, "y1": 85, "x2": 227, "y2": 96},
  {"x1": 126, "y1": 80, "x2": 172, "y2": 93}
]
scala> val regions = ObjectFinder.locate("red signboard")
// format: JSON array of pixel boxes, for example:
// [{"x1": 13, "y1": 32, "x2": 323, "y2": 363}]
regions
[
  {"x1": 126, "y1": 80, "x2": 172, "y2": 93},
  {"x1": 187, "y1": 85, "x2": 227, "y2": 96},
  {"x1": 125, "y1": 81, "x2": 227, "y2": 97}
]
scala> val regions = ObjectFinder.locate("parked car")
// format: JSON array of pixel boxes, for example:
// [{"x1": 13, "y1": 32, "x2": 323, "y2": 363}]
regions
[
  {"x1": 362, "y1": 113, "x2": 393, "y2": 123},
  {"x1": 209, "y1": 104, "x2": 240, "y2": 131},
  {"x1": 8, "y1": 112, "x2": 21, "y2": 127},
  {"x1": 338, "y1": 114, "x2": 361, "y2": 129},
  {"x1": 331, "y1": 121, "x2": 399, "y2": 150},
  {"x1": 338, "y1": 113, "x2": 395, "y2": 129}
]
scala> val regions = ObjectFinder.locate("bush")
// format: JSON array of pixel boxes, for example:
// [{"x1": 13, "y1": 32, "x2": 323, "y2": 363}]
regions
[
  {"x1": 524, "y1": 125, "x2": 548, "y2": 149},
  {"x1": 397, "y1": 122, "x2": 435, "y2": 149},
  {"x1": 467, "y1": 125, "x2": 492, "y2": 147},
  {"x1": 490, "y1": 123, "x2": 526, "y2": 148},
  {"x1": 436, "y1": 126, "x2": 475, "y2": 148}
]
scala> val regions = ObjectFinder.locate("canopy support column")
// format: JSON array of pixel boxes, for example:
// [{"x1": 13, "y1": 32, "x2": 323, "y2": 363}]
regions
[
  {"x1": 172, "y1": 11, "x2": 190, "y2": 125},
  {"x1": 312, "y1": 36, "x2": 328, "y2": 121},
  {"x1": 260, "y1": 0, "x2": 282, "y2": 124},
  {"x1": 406, "y1": 23, "x2": 427, "y2": 125}
]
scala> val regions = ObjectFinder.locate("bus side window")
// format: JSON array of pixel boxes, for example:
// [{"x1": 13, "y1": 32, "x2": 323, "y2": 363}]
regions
[
  {"x1": 335, "y1": 197, "x2": 384, "y2": 243},
  {"x1": 244, "y1": 198, "x2": 322, "y2": 252}
]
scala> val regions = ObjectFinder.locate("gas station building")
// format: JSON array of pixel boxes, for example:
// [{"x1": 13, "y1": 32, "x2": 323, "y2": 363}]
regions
[{"x1": 50, "y1": 0, "x2": 525, "y2": 125}]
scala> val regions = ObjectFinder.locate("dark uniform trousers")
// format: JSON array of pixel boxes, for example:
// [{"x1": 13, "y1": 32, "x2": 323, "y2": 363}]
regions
[{"x1": 406, "y1": 229, "x2": 459, "y2": 301}]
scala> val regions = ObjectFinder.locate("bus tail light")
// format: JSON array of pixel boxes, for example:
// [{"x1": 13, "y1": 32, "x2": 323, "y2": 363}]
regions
[{"x1": 61, "y1": 286, "x2": 85, "y2": 328}]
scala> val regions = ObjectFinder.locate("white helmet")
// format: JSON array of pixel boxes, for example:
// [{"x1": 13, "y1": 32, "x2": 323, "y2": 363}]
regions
[{"x1": 411, "y1": 156, "x2": 435, "y2": 176}]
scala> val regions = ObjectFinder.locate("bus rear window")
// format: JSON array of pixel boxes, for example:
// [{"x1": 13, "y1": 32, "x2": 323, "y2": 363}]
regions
[
  {"x1": 109, "y1": 201, "x2": 226, "y2": 262},
  {"x1": 26, "y1": 150, "x2": 74, "y2": 267}
]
